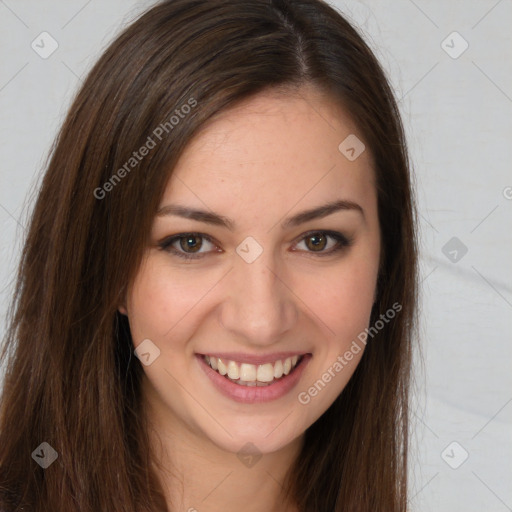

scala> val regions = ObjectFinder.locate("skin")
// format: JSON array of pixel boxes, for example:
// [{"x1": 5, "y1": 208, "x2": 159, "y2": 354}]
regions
[{"x1": 119, "y1": 84, "x2": 381, "y2": 512}]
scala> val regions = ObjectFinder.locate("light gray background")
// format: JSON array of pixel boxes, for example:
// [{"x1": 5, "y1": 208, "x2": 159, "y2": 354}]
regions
[{"x1": 1, "y1": 1, "x2": 511, "y2": 510}]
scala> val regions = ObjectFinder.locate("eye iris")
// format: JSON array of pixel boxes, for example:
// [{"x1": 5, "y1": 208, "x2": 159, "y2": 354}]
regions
[
  {"x1": 306, "y1": 233, "x2": 326, "y2": 251},
  {"x1": 180, "y1": 235, "x2": 202, "y2": 253}
]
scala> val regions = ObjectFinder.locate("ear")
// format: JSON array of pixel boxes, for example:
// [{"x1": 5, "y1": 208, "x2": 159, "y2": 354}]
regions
[{"x1": 117, "y1": 286, "x2": 128, "y2": 316}]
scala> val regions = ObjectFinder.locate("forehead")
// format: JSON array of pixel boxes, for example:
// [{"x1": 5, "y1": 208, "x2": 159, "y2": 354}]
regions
[{"x1": 161, "y1": 86, "x2": 376, "y2": 221}]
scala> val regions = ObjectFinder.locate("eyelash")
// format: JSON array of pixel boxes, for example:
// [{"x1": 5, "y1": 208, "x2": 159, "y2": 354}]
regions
[{"x1": 157, "y1": 230, "x2": 353, "y2": 261}]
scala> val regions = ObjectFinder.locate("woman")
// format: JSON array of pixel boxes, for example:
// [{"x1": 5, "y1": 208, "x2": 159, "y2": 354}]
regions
[{"x1": 0, "y1": 0, "x2": 418, "y2": 510}]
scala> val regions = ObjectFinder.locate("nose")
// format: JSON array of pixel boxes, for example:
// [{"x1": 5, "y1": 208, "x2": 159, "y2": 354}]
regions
[{"x1": 218, "y1": 251, "x2": 298, "y2": 347}]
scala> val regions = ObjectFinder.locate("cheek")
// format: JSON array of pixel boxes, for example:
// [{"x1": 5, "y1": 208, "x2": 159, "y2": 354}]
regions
[
  {"x1": 300, "y1": 254, "x2": 378, "y2": 342},
  {"x1": 126, "y1": 257, "x2": 212, "y2": 342},
  {"x1": 294, "y1": 260, "x2": 377, "y2": 414},
  {"x1": 127, "y1": 260, "x2": 187, "y2": 331}
]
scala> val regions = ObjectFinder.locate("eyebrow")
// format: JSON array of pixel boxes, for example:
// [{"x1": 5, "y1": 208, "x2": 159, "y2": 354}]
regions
[{"x1": 156, "y1": 199, "x2": 364, "y2": 230}]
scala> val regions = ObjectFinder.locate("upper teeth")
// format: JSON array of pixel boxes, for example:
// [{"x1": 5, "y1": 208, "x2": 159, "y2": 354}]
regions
[{"x1": 205, "y1": 355, "x2": 300, "y2": 383}]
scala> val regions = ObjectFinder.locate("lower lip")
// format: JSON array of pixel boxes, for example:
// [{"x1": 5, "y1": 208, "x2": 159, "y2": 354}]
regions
[{"x1": 197, "y1": 354, "x2": 311, "y2": 404}]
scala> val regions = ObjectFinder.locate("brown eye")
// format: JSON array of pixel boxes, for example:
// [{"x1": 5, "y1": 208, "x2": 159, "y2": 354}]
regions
[
  {"x1": 293, "y1": 230, "x2": 352, "y2": 257},
  {"x1": 158, "y1": 232, "x2": 219, "y2": 260},
  {"x1": 304, "y1": 233, "x2": 328, "y2": 252},
  {"x1": 179, "y1": 234, "x2": 203, "y2": 253}
]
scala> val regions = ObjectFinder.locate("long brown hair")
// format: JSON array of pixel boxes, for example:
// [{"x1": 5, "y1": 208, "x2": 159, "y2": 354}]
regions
[{"x1": 0, "y1": 1, "x2": 418, "y2": 510}]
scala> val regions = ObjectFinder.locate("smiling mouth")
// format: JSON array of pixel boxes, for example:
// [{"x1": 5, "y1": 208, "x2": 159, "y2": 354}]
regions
[{"x1": 203, "y1": 354, "x2": 304, "y2": 387}]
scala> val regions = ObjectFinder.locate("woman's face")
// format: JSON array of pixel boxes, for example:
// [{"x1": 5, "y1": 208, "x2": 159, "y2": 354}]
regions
[{"x1": 121, "y1": 85, "x2": 380, "y2": 455}]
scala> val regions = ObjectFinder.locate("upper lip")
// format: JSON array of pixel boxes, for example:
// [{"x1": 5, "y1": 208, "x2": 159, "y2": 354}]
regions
[{"x1": 198, "y1": 351, "x2": 308, "y2": 365}]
